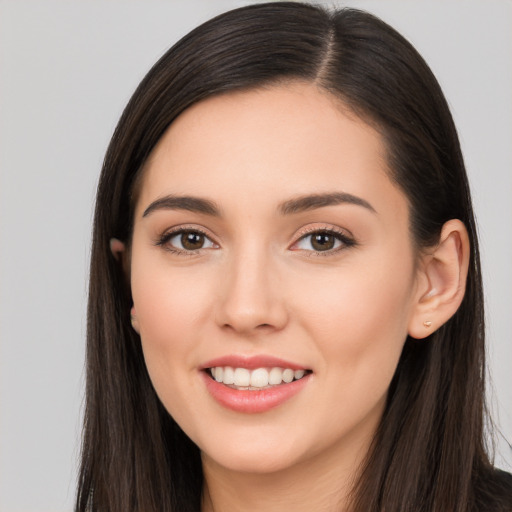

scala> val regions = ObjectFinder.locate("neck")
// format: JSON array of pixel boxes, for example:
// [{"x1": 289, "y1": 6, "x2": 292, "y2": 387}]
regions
[{"x1": 201, "y1": 427, "x2": 374, "y2": 512}]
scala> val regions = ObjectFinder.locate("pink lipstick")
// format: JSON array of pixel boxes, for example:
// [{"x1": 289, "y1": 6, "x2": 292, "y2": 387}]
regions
[{"x1": 200, "y1": 355, "x2": 312, "y2": 414}]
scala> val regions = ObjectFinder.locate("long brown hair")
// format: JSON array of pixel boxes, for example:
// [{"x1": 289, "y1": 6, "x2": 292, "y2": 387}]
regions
[{"x1": 76, "y1": 3, "x2": 511, "y2": 511}]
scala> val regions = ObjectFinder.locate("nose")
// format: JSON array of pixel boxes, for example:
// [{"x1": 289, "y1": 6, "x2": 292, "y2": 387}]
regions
[{"x1": 215, "y1": 246, "x2": 289, "y2": 336}]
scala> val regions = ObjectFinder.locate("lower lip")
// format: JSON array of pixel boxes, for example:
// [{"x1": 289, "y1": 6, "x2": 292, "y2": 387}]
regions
[{"x1": 201, "y1": 371, "x2": 311, "y2": 414}]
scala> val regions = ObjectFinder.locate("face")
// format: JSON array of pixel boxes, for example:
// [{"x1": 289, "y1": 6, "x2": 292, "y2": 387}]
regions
[{"x1": 129, "y1": 83, "x2": 423, "y2": 476}]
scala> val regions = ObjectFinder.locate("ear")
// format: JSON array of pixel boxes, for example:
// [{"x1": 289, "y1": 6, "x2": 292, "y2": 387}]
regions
[
  {"x1": 110, "y1": 238, "x2": 126, "y2": 261},
  {"x1": 110, "y1": 238, "x2": 139, "y2": 333},
  {"x1": 408, "y1": 219, "x2": 470, "y2": 339},
  {"x1": 110, "y1": 236, "x2": 132, "y2": 279},
  {"x1": 130, "y1": 305, "x2": 140, "y2": 334}
]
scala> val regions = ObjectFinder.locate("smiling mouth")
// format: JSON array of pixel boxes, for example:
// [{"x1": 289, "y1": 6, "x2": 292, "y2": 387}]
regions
[{"x1": 206, "y1": 366, "x2": 312, "y2": 390}]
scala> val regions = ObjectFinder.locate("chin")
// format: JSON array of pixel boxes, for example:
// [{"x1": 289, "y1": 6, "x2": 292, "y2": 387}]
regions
[
  {"x1": 204, "y1": 450, "x2": 299, "y2": 475},
  {"x1": 199, "y1": 431, "x2": 305, "y2": 475}
]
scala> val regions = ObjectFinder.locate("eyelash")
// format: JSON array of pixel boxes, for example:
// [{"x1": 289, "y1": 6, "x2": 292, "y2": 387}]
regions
[
  {"x1": 155, "y1": 226, "x2": 356, "y2": 257},
  {"x1": 155, "y1": 226, "x2": 214, "y2": 256},
  {"x1": 292, "y1": 227, "x2": 356, "y2": 257}
]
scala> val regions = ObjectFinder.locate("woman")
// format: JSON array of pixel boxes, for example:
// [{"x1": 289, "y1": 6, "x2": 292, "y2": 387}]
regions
[{"x1": 76, "y1": 2, "x2": 512, "y2": 511}]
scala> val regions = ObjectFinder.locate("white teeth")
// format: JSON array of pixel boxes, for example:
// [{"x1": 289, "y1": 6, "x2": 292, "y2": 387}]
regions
[
  {"x1": 282, "y1": 369, "x2": 294, "y2": 383},
  {"x1": 223, "y1": 366, "x2": 235, "y2": 385},
  {"x1": 214, "y1": 367, "x2": 223, "y2": 383},
  {"x1": 209, "y1": 366, "x2": 308, "y2": 388},
  {"x1": 233, "y1": 368, "x2": 250, "y2": 387},
  {"x1": 268, "y1": 367, "x2": 283, "y2": 385},
  {"x1": 250, "y1": 368, "x2": 269, "y2": 388}
]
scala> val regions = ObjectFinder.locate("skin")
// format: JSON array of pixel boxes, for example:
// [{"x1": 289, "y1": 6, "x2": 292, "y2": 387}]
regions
[{"x1": 126, "y1": 83, "x2": 468, "y2": 512}]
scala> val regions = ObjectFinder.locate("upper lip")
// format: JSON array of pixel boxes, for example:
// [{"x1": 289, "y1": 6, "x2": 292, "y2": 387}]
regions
[{"x1": 201, "y1": 355, "x2": 310, "y2": 371}]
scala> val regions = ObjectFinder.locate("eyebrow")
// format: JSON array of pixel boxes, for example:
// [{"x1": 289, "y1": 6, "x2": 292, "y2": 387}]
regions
[
  {"x1": 278, "y1": 192, "x2": 376, "y2": 215},
  {"x1": 142, "y1": 195, "x2": 221, "y2": 218},
  {"x1": 142, "y1": 191, "x2": 376, "y2": 219}
]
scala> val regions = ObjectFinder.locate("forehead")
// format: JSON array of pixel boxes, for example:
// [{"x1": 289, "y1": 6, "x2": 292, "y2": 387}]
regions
[{"x1": 135, "y1": 82, "x2": 404, "y2": 220}]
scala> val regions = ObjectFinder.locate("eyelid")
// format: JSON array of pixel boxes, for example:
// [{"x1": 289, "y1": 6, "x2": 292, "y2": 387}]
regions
[
  {"x1": 289, "y1": 224, "x2": 356, "y2": 254},
  {"x1": 294, "y1": 223, "x2": 354, "y2": 238},
  {"x1": 154, "y1": 223, "x2": 355, "y2": 256},
  {"x1": 155, "y1": 224, "x2": 219, "y2": 254}
]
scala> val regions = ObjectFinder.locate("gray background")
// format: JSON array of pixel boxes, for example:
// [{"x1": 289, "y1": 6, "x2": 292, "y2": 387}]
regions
[{"x1": 0, "y1": 1, "x2": 510, "y2": 510}]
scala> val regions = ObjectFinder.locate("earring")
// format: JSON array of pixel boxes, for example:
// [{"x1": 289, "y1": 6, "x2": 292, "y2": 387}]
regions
[
  {"x1": 423, "y1": 320, "x2": 432, "y2": 328},
  {"x1": 129, "y1": 306, "x2": 140, "y2": 334}
]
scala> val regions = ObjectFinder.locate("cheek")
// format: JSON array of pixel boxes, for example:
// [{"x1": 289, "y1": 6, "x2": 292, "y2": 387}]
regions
[
  {"x1": 132, "y1": 248, "x2": 212, "y2": 321},
  {"x1": 130, "y1": 257, "x2": 215, "y2": 376},
  {"x1": 130, "y1": 265, "x2": 216, "y2": 426},
  {"x1": 295, "y1": 263, "x2": 414, "y2": 438},
  {"x1": 296, "y1": 253, "x2": 415, "y2": 373}
]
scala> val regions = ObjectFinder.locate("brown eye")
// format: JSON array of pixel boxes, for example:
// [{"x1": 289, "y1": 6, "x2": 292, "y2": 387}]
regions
[
  {"x1": 292, "y1": 229, "x2": 355, "y2": 254},
  {"x1": 311, "y1": 233, "x2": 336, "y2": 251},
  {"x1": 162, "y1": 229, "x2": 216, "y2": 253},
  {"x1": 181, "y1": 231, "x2": 205, "y2": 250}
]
